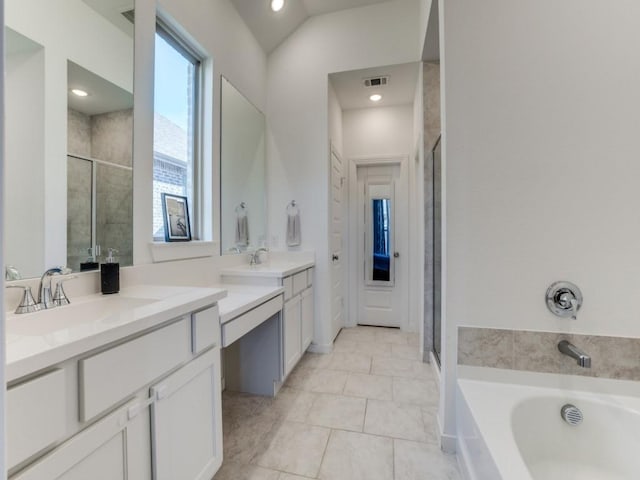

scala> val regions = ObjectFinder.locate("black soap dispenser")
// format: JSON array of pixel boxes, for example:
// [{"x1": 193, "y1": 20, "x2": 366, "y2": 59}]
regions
[{"x1": 101, "y1": 248, "x2": 120, "y2": 294}]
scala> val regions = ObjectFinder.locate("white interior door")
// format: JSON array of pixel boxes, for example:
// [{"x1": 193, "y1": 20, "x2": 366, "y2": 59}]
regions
[
  {"x1": 330, "y1": 147, "x2": 346, "y2": 340},
  {"x1": 356, "y1": 164, "x2": 407, "y2": 327}
]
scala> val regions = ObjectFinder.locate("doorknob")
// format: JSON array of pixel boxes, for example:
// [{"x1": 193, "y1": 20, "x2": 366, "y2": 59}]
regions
[
  {"x1": 393, "y1": 252, "x2": 399, "y2": 258},
  {"x1": 332, "y1": 254, "x2": 339, "y2": 261}
]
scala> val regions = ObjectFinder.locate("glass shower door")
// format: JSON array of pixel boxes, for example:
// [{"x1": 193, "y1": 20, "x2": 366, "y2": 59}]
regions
[{"x1": 432, "y1": 135, "x2": 442, "y2": 366}]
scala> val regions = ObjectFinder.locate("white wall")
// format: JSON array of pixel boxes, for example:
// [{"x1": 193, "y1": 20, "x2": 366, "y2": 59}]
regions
[
  {"x1": 343, "y1": 105, "x2": 413, "y2": 158},
  {"x1": 439, "y1": 0, "x2": 640, "y2": 444},
  {"x1": 328, "y1": 81, "x2": 343, "y2": 156},
  {"x1": 267, "y1": 0, "x2": 422, "y2": 348}
]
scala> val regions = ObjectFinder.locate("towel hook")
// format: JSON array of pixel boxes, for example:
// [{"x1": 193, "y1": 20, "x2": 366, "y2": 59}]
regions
[{"x1": 287, "y1": 200, "x2": 298, "y2": 213}]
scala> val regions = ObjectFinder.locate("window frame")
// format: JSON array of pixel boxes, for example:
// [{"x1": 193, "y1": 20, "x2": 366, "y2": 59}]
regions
[{"x1": 153, "y1": 18, "x2": 204, "y2": 241}]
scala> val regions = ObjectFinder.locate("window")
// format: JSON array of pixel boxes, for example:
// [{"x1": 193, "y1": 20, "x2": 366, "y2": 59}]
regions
[{"x1": 153, "y1": 20, "x2": 201, "y2": 241}]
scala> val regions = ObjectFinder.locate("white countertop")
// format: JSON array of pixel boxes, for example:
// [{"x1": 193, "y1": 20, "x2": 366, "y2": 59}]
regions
[
  {"x1": 215, "y1": 284, "x2": 284, "y2": 324},
  {"x1": 220, "y1": 260, "x2": 314, "y2": 279},
  {"x1": 6, "y1": 285, "x2": 227, "y2": 382}
]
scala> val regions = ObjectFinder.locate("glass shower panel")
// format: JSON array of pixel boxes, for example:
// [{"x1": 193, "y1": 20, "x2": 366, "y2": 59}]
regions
[
  {"x1": 95, "y1": 163, "x2": 133, "y2": 267},
  {"x1": 433, "y1": 136, "x2": 442, "y2": 366},
  {"x1": 66, "y1": 157, "x2": 133, "y2": 271}
]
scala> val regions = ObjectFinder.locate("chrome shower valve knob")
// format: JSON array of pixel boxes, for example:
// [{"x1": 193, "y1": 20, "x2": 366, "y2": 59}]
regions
[{"x1": 546, "y1": 281, "x2": 583, "y2": 319}]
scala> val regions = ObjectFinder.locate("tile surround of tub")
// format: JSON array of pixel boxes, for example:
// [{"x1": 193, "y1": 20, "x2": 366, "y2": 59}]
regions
[{"x1": 458, "y1": 326, "x2": 640, "y2": 381}]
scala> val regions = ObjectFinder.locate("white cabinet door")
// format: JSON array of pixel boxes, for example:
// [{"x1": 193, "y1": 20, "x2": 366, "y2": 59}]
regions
[
  {"x1": 11, "y1": 401, "x2": 144, "y2": 480},
  {"x1": 301, "y1": 287, "x2": 314, "y2": 352},
  {"x1": 283, "y1": 295, "x2": 302, "y2": 376},
  {"x1": 151, "y1": 348, "x2": 223, "y2": 480}
]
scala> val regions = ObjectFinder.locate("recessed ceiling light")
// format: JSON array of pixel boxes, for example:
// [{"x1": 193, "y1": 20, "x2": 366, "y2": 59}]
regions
[
  {"x1": 271, "y1": 0, "x2": 284, "y2": 12},
  {"x1": 71, "y1": 88, "x2": 89, "y2": 97},
  {"x1": 369, "y1": 94, "x2": 382, "y2": 102}
]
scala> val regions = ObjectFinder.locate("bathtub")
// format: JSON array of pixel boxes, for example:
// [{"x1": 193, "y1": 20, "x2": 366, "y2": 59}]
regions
[{"x1": 456, "y1": 366, "x2": 640, "y2": 480}]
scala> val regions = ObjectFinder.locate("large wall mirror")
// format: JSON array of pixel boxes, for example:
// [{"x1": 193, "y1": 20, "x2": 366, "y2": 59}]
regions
[
  {"x1": 220, "y1": 77, "x2": 267, "y2": 254},
  {"x1": 5, "y1": 0, "x2": 134, "y2": 279}
]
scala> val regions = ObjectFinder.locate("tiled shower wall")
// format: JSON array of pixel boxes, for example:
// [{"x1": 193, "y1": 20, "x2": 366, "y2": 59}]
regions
[
  {"x1": 423, "y1": 62, "x2": 440, "y2": 362},
  {"x1": 67, "y1": 108, "x2": 133, "y2": 271},
  {"x1": 458, "y1": 326, "x2": 640, "y2": 381}
]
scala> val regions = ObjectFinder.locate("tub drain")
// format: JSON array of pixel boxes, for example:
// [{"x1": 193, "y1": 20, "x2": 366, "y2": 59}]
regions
[{"x1": 561, "y1": 404, "x2": 583, "y2": 426}]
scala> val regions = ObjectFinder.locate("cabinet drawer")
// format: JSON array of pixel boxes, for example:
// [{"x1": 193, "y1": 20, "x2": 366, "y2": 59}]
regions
[
  {"x1": 221, "y1": 295, "x2": 283, "y2": 347},
  {"x1": 192, "y1": 305, "x2": 220, "y2": 354},
  {"x1": 79, "y1": 318, "x2": 191, "y2": 422},
  {"x1": 282, "y1": 276, "x2": 293, "y2": 300},
  {"x1": 7, "y1": 369, "x2": 67, "y2": 470},
  {"x1": 306, "y1": 267, "x2": 313, "y2": 287},
  {"x1": 292, "y1": 271, "x2": 307, "y2": 296}
]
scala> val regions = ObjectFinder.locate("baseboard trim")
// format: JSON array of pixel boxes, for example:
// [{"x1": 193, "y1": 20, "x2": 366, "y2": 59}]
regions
[
  {"x1": 440, "y1": 430, "x2": 457, "y2": 454},
  {"x1": 307, "y1": 342, "x2": 333, "y2": 354},
  {"x1": 429, "y1": 351, "x2": 441, "y2": 380}
]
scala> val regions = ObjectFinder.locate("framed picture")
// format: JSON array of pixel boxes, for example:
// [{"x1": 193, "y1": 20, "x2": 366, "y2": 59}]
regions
[{"x1": 161, "y1": 193, "x2": 192, "y2": 242}]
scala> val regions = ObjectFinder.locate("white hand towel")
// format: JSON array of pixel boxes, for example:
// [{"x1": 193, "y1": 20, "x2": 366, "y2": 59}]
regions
[
  {"x1": 287, "y1": 212, "x2": 301, "y2": 246},
  {"x1": 236, "y1": 214, "x2": 249, "y2": 247}
]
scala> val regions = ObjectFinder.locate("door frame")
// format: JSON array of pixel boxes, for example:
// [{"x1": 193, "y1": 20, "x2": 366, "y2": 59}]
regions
[{"x1": 347, "y1": 154, "x2": 410, "y2": 331}]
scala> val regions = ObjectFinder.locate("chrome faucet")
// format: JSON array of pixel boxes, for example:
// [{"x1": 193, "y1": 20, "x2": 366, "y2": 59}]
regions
[
  {"x1": 38, "y1": 267, "x2": 62, "y2": 309},
  {"x1": 249, "y1": 248, "x2": 269, "y2": 266},
  {"x1": 558, "y1": 340, "x2": 591, "y2": 368}
]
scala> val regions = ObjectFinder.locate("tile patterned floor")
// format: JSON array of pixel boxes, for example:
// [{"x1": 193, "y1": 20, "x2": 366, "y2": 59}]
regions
[{"x1": 214, "y1": 326, "x2": 461, "y2": 480}]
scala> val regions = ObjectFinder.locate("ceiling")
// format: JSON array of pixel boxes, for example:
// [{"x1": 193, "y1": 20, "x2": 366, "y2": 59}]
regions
[
  {"x1": 5, "y1": 27, "x2": 41, "y2": 55},
  {"x1": 230, "y1": 0, "x2": 393, "y2": 53},
  {"x1": 68, "y1": 61, "x2": 134, "y2": 116},
  {"x1": 82, "y1": 0, "x2": 134, "y2": 37},
  {"x1": 330, "y1": 62, "x2": 419, "y2": 111}
]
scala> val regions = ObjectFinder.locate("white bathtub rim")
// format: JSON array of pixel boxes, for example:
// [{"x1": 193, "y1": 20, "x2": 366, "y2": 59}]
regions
[
  {"x1": 457, "y1": 366, "x2": 640, "y2": 480},
  {"x1": 459, "y1": 365, "x2": 640, "y2": 398}
]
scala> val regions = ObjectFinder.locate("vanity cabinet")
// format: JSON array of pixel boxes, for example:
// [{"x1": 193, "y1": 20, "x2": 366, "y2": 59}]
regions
[
  {"x1": 220, "y1": 264, "x2": 315, "y2": 379},
  {"x1": 11, "y1": 399, "x2": 150, "y2": 480},
  {"x1": 301, "y1": 287, "x2": 314, "y2": 352},
  {"x1": 8, "y1": 304, "x2": 222, "y2": 480},
  {"x1": 151, "y1": 347, "x2": 222, "y2": 480},
  {"x1": 282, "y1": 269, "x2": 314, "y2": 377},
  {"x1": 283, "y1": 295, "x2": 302, "y2": 376}
]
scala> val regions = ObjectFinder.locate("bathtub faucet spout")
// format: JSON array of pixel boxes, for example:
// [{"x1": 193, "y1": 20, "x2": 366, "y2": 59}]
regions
[{"x1": 558, "y1": 340, "x2": 591, "y2": 368}]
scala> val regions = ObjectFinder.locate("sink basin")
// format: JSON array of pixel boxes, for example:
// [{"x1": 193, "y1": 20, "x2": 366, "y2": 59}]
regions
[
  {"x1": 221, "y1": 260, "x2": 314, "y2": 278},
  {"x1": 6, "y1": 296, "x2": 158, "y2": 337}
]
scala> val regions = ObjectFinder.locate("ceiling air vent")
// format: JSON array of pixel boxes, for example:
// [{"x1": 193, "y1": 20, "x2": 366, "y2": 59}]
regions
[{"x1": 363, "y1": 76, "x2": 389, "y2": 88}]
